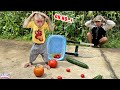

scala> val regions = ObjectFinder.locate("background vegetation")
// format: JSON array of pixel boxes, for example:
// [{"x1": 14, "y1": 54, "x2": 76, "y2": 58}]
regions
[{"x1": 0, "y1": 11, "x2": 120, "y2": 48}]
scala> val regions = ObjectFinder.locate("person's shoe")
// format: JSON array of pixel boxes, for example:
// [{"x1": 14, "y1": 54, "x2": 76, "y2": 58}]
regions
[
  {"x1": 89, "y1": 44, "x2": 94, "y2": 47},
  {"x1": 97, "y1": 44, "x2": 101, "y2": 48}
]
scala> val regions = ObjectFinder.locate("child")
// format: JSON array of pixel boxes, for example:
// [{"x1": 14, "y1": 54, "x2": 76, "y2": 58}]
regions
[
  {"x1": 85, "y1": 15, "x2": 116, "y2": 48},
  {"x1": 23, "y1": 11, "x2": 54, "y2": 69}
]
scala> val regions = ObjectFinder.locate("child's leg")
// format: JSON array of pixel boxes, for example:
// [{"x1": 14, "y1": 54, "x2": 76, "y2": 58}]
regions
[
  {"x1": 93, "y1": 37, "x2": 108, "y2": 48},
  {"x1": 87, "y1": 32, "x2": 94, "y2": 47},
  {"x1": 41, "y1": 51, "x2": 50, "y2": 70},
  {"x1": 29, "y1": 44, "x2": 40, "y2": 63},
  {"x1": 87, "y1": 32, "x2": 93, "y2": 44},
  {"x1": 41, "y1": 49, "x2": 49, "y2": 63},
  {"x1": 40, "y1": 42, "x2": 50, "y2": 69},
  {"x1": 24, "y1": 44, "x2": 39, "y2": 68},
  {"x1": 40, "y1": 42, "x2": 49, "y2": 62},
  {"x1": 99, "y1": 37, "x2": 108, "y2": 46},
  {"x1": 41, "y1": 50, "x2": 50, "y2": 70}
]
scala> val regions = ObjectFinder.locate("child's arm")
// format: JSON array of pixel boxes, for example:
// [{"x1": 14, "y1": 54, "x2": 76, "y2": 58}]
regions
[
  {"x1": 23, "y1": 12, "x2": 39, "y2": 28},
  {"x1": 103, "y1": 20, "x2": 116, "y2": 31},
  {"x1": 85, "y1": 20, "x2": 94, "y2": 29},
  {"x1": 46, "y1": 18, "x2": 54, "y2": 31}
]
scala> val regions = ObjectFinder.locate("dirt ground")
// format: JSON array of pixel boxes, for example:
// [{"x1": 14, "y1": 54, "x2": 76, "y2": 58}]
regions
[{"x1": 0, "y1": 39, "x2": 120, "y2": 79}]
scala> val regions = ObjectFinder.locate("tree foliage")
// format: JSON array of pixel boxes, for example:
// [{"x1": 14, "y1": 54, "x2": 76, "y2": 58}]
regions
[{"x1": 0, "y1": 11, "x2": 120, "y2": 47}]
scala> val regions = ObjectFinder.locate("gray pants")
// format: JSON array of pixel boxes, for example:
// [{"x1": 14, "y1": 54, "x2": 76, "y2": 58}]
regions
[{"x1": 29, "y1": 42, "x2": 49, "y2": 63}]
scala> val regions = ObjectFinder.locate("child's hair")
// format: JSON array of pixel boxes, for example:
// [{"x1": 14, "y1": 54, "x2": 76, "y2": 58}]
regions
[
  {"x1": 93, "y1": 15, "x2": 105, "y2": 22},
  {"x1": 33, "y1": 13, "x2": 45, "y2": 20}
]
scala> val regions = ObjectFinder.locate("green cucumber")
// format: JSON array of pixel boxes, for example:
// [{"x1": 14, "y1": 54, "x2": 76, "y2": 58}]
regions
[
  {"x1": 93, "y1": 75, "x2": 103, "y2": 79},
  {"x1": 66, "y1": 56, "x2": 89, "y2": 69}
]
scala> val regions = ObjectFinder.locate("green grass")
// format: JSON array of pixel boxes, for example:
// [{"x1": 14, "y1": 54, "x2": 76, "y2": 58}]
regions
[
  {"x1": 102, "y1": 30, "x2": 120, "y2": 48},
  {"x1": 102, "y1": 38, "x2": 120, "y2": 48},
  {"x1": 0, "y1": 33, "x2": 32, "y2": 41}
]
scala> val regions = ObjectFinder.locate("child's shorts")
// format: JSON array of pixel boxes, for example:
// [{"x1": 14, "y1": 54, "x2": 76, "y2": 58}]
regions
[
  {"x1": 29, "y1": 42, "x2": 49, "y2": 63},
  {"x1": 92, "y1": 39, "x2": 100, "y2": 46}
]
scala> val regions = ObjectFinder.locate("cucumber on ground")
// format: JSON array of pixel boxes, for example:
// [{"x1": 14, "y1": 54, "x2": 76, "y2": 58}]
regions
[
  {"x1": 66, "y1": 56, "x2": 89, "y2": 69},
  {"x1": 93, "y1": 75, "x2": 103, "y2": 79}
]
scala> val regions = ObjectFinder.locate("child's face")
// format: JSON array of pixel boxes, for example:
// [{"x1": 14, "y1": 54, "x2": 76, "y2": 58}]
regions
[
  {"x1": 33, "y1": 14, "x2": 45, "y2": 27},
  {"x1": 94, "y1": 21, "x2": 102, "y2": 27}
]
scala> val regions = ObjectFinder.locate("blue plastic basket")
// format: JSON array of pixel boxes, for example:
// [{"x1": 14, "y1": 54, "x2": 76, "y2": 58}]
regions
[{"x1": 47, "y1": 35, "x2": 66, "y2": 61}]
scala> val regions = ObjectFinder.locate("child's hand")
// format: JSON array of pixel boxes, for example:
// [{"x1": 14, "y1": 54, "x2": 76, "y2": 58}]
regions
[
  {"x1": 30, "y1": 11, "x2": 39, "y2": 18},
  {"x1": 32, "y1": 11, "x2": 39, "y2": 14}
]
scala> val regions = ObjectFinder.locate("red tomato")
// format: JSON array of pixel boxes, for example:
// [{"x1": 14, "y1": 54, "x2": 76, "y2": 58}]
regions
[
  {"x1": 56, "y1": 54, "x2": 61, "y2": 58},
  {"x1": 57, "y1": 76, "x2": 62, "y2": 79},
  {"x1": 66, "y1": 68, "x2": 70, "y2": 72},
  {"x1": 53, "y1": 54, "x2": 57, "y2": 58},
  {"x1": 54, "y1": 54, "x2": 61, "y2": 59},
  {"x1": 81, "y1": 74, "x2": 85, "y2": 78},
  {"x1": 48, "y1": 59, "x2": 57, "y2": 68}
]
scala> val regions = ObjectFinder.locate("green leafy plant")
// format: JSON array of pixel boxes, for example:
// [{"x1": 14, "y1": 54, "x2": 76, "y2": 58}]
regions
[{"x1": 0, "y1": 11, "x2": 120, "y2": 48}]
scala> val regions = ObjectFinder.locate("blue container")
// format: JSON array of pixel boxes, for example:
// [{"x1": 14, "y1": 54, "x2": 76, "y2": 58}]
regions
[{"x1": 47, "y1": 35, "x2": 66, "y2": 61}]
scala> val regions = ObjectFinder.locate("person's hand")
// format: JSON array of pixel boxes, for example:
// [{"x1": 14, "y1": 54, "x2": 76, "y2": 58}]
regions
[
  {"x1": 32, "y1": 11, "x2": 39, "y2": 14},
  {"x1": 101, "y1": 16, "x2": 106, "y2": 23},
  {"x1": 38, "y1": 12, "x2": 49, "y2": 19},
  {"x1": 30, "y1": 11, "x2": 39, "y2": 18}
]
